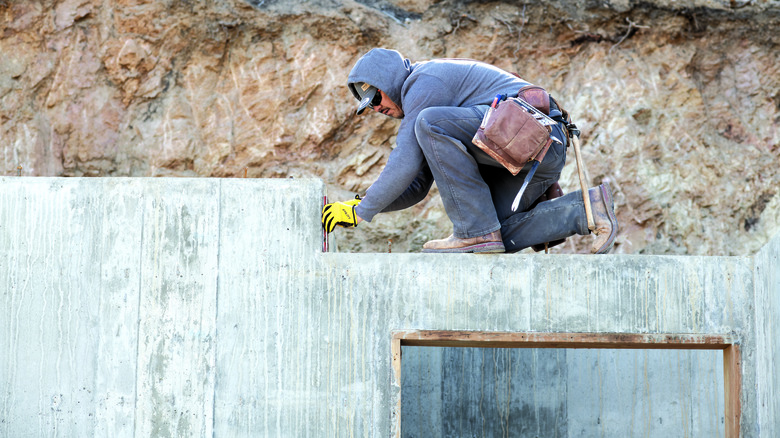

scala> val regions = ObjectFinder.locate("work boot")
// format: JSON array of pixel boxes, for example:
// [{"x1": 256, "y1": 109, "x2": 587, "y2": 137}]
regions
[
  {"x1": 422, "y1": 230, "x2": 505, "y2": 254},
  {"x1": 589, "y1": 182, "x2": 618, "y2": 254}
]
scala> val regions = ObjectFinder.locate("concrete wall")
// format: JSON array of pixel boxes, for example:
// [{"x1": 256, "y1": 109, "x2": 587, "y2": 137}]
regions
[
  {"x1": 0, "y1": 177, "x2": 776, "y2": 437},
  {"x1": 1, "y1": 177, "x2": 322, "y2": 437},
  {"x1": 324, "y1": 251, "x2": 756, "y2": 437},
  {"x1": 754, "y1": 232, "x2": 780, "y2": 437}
]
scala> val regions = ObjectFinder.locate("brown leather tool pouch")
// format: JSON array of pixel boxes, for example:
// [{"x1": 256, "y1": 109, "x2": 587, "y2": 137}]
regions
[{"x1": 472, "y1": 97, "x2": 552, "y2": 176}]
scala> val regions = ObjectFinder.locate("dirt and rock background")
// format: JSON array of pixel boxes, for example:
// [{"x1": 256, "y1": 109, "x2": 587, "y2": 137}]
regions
[{"x1": 2, "y1": 0, "x2": 778, "y2": 255}]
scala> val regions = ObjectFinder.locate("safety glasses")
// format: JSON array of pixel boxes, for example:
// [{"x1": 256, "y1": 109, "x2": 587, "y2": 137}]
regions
[{"x1": 369, "y1": 91, "x2": 382, "y2": 108}]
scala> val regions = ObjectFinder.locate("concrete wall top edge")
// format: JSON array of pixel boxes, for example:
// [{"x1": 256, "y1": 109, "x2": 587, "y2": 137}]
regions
[
  {"x1": 319, "y1": 251, "x2": 753, "y2": 262},
  {"x1": 0, "y1": 175, "x2": 324, "y2": 184}
]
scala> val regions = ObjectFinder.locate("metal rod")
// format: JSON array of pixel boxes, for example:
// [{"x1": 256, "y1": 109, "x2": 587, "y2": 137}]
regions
[
  {"x1": 510, "y1": 160, "x2": 539, "y2": 212},
  {"x1": 322, "y1": 196, "x2": 328, "y2": 252}
]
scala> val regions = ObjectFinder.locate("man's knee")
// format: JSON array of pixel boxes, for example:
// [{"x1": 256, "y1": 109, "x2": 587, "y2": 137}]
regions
[{"x1": 414, "y1": 107, "x2": 440, "y2": 146}]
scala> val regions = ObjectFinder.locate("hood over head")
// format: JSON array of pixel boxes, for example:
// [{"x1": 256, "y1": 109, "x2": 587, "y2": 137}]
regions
[{"x1": 347, "y1": 48, "x2": 411, "y2": 115}]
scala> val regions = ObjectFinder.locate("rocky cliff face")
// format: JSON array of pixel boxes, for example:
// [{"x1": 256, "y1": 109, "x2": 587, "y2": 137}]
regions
[{"x1": 2, "y1": 0, "x2": 778, "y2": 255}]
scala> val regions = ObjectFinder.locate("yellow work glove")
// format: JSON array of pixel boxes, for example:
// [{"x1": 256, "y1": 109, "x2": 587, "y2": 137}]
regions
[{"x1": 322, "y1": 195, "x2": 361, "y2": 233}]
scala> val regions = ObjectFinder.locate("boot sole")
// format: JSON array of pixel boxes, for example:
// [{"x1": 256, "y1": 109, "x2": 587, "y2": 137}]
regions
[
  {"x1": 422, "y1": 241, "x2": 506, "y2": 254},
  {"x1": 594, "y1": 182, "x2": 618, "y2": 254}
]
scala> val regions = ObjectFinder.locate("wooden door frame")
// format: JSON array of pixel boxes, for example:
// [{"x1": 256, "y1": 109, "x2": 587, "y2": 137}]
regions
[{"x1": 392, "y1": 331, "x2": 741, "y2": 437}]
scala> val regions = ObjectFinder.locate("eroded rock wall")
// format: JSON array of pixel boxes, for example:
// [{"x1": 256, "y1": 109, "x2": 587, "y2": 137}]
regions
[{"x1": 2, "y1": 0, "x2": 778, "y2": 255}]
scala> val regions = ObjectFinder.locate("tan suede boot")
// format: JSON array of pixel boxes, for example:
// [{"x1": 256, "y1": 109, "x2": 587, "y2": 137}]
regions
[
  {"x1": 589, "y1": 182, "x2": 618, "y2": 254},
  {"x1": 422, "y1": 230, "x2": 505, "y2": 254}
]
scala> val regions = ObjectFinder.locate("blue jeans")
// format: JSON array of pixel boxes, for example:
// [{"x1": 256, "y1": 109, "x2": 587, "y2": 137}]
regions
[{"x1": 414, "y1": 105, "x2": 590, "y2": 252}]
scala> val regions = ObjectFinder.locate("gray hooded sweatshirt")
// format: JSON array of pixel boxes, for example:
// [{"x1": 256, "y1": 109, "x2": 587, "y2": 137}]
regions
[{"x1": 347, "y1": 48, "x2": 551, "y2": 222}]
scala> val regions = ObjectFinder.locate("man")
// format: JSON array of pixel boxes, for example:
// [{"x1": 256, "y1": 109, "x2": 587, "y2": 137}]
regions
[{"x1": 322, "y1": 48, "x2": 618, "y2": 254}]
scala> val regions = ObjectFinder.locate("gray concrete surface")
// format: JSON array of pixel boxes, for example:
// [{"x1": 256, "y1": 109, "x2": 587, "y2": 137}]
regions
[
  {"x1": 402, "y1": 347, "x2": 726, "y2": 437},
  {"x1": 754, "y1": 231, "x2": 780, "y2": 437},
  {"x1": 0, "y1": 177, "x2": 777, "y2": 437}
]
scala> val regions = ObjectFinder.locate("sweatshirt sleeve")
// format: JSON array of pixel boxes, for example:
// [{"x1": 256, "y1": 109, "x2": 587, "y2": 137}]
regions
[
  {"x1": 379, "y1": 165, "x2": 434, "y2": 212},
  {"x1": 353, "y1": 125, "x2": 426, "y2": 222}
]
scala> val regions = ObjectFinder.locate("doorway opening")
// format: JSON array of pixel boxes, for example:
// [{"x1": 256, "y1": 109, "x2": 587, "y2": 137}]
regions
[{"x1": 392, "y1": 331, "x2": 740, "y2": 437}]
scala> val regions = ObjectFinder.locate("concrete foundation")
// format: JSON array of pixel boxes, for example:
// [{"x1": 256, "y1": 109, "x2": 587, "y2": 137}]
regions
[{"x1": 1, "y1": 177, "x2": 777, "y2": 437}]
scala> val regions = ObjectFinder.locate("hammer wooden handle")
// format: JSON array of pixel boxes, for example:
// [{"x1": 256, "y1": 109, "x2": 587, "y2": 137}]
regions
[{"x1": 572, "y1": 135, "x2": 596, "y2": 231}]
